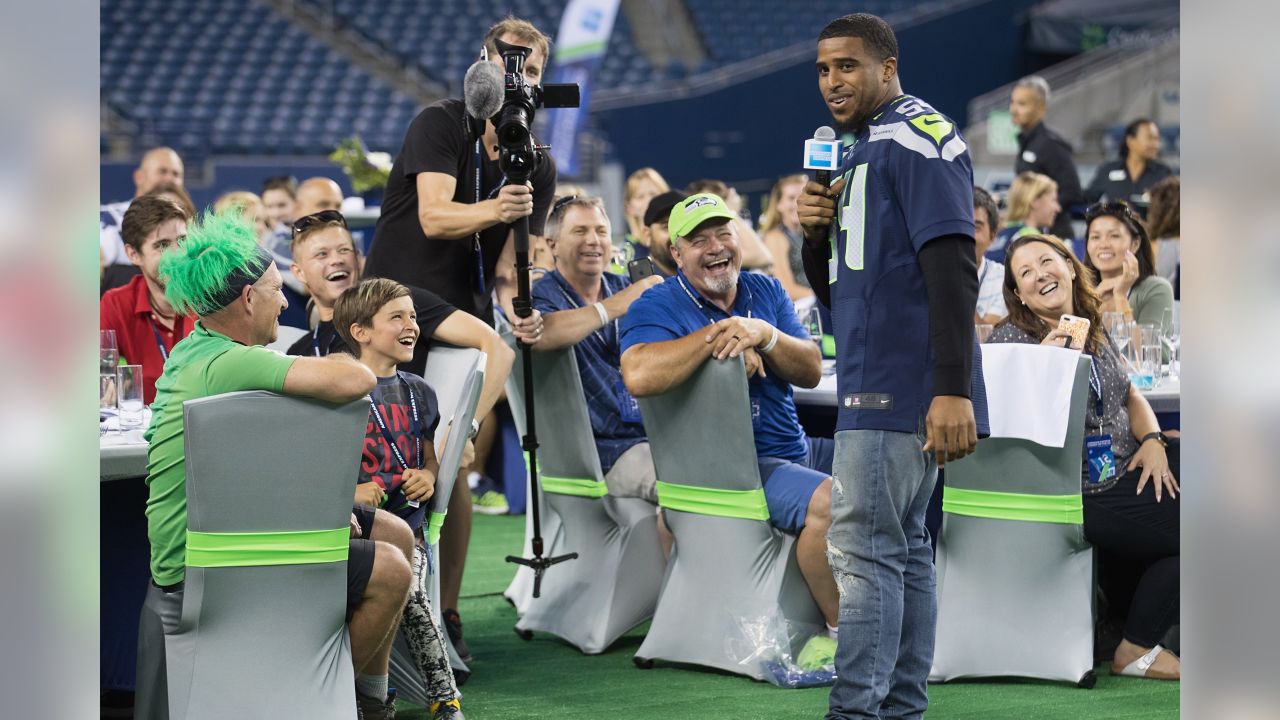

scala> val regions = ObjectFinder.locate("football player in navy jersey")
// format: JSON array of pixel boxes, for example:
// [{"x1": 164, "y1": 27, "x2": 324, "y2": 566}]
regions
[{"x1": 797, "y1": 13, "x2": 988, "y2": 720}]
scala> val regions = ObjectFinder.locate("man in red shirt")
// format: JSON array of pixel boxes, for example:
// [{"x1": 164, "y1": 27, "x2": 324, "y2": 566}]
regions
[{"x1": 100, "y1": 196, "x2": 195, "y2": 403}]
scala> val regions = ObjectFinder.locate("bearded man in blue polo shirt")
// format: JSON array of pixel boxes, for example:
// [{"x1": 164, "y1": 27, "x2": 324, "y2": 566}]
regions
[
  {"x1": 797, "y1": 13, "x2": 989, "y2": 720},
  {"x1": 619, "y1": 193, "x2": 841, "y2": 648}
]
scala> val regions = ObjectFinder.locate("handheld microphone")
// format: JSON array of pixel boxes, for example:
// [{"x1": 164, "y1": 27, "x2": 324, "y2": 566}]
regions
[
  {"x1": 463, "y1": 60, "x2": 504, "y2": 121},
  {"x1": 803, "y1": 126, "x2": 841, "y2": 188}
]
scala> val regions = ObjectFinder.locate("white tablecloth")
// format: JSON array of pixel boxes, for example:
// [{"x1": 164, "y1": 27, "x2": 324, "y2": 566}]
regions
[
  {"x1": 793, "y1": 360, "x2": 1181, "y2": 414},
  {"x1": 99, "y1": 410, "x2": 151, "y2": 481}
]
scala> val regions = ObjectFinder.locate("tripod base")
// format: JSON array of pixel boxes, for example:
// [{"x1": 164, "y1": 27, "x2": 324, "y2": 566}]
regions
[{"x1": 506, "y1": 552, "x2": 578, "y2": 598}]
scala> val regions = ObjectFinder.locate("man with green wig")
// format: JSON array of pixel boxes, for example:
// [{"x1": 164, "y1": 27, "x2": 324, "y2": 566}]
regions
[{"x1": 134, "y1": 211, "x2": 414, "y2": 720}]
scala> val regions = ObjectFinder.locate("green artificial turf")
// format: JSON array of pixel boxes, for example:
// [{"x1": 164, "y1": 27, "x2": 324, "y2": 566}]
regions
[{"x1": 397, "y1": 515, "x2": 1178, "y2": 719}]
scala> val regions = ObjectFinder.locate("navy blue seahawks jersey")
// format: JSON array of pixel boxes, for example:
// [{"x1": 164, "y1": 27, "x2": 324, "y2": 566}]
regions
[{"x1": 825, "y1": 94, "x2": 989, "y2": 434}]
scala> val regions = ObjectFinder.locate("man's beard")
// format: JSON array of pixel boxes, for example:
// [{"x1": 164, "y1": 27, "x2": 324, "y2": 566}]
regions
[{"x1": 703, "y1": 267, "x2": 739, "y2": 296}]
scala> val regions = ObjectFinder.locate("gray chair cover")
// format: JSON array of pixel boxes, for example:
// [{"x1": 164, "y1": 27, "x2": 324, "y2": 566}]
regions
[
  {"x1": 164, "y1": 391, "x2": 369, "y2": 719},
  {"x1": 389, "y1": 346, "x2": 485, "y2": 702},
  {"x1": 634, "y1": 357, "x2": 822, "y2": 679},
  {"x1": 501, "y1": 331, "x2": 563, "y2": 617},
  {"x1": 506, "y1": 346, "x2": 664, "y2": 654},
  {"x1": 930, "y1": 354, "x2": 1095, "y2": 685}
]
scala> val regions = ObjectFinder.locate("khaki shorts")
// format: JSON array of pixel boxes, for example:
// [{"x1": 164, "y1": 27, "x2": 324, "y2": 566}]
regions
[{"x1": 604, "y1": 442, "x2": 658, "y2": 504}]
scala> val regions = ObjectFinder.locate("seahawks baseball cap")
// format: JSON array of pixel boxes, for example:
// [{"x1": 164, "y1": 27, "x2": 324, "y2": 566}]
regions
[
  {"x1": 666, "y1": 192, "x2": 736, "y2": 245},
  {"x1": 643, "y1": 190, "x2": 688, "y2": 227}
]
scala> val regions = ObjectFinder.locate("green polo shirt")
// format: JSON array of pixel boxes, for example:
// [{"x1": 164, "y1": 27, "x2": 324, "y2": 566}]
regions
[{"x1": 144, "y1": 323, "x2": 296, "y2": 586}]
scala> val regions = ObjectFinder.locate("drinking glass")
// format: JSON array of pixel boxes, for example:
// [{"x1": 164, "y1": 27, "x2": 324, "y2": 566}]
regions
[
  {"x1": 805, "y1": 306, "x2": 824, "y2": 344},
  {"x1": 100, "y1": 329, "x2": 119, "y2": 431},
  {"x1": 1129, "y1": 342, "x2": 1160, "y2": 391},
  {"x1": 975, "y1": 323, "x2": 994, "y2": 344},
  {"x1": 100, "y1": 373, "x2": 117, "y2": 433},
  {"x1": 100, "y1": 329, "x2": 119, "y2": 374},
  {"x1": 116, "y1": 365, "x2": 145, "y2": 431}
]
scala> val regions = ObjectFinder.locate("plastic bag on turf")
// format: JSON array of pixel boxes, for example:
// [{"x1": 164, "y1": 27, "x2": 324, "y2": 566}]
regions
[{"x1": 732, "y1": 614, "x2": 835, "y2": 688}]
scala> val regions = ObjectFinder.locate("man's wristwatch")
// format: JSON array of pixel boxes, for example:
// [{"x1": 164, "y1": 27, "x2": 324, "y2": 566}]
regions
[{"x1": 1139, "y1": 431, "x2": 1168, "y2": 448}]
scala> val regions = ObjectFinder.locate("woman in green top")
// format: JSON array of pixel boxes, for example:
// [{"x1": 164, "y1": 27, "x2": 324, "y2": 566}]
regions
[{"x1": 1083, "y1": 200, "x2": 1174, "y2": 327}]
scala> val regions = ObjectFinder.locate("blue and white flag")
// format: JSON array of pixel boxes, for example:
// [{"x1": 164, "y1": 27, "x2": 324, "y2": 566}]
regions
[{"x1": 545, "y1": 0, "x2": 620, "y2": 177}]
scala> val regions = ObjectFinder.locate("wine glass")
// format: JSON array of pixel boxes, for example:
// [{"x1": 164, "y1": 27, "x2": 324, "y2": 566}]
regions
[{"x1": 1102, "y1": 312, "x2": 1131, "y2": 356}]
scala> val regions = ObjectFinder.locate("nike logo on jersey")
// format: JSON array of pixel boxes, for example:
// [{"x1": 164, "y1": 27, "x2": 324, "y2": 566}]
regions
[{"x1": 842, "y1": 393, "x2": 893, "y2": 410}]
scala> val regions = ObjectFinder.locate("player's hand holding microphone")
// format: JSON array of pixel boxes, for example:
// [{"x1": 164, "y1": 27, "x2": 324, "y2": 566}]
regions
[{"x1": 798, "y1": 126, "x2": 846, "y2": 248}]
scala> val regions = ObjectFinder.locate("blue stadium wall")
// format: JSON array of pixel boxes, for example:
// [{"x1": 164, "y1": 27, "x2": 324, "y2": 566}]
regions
[
  {"x1": 100, "y1": 0, "x2": 1038, "y2": 207},
  {"x1": 595, "y1": 0, "x2": 1039, "y2": 191}
]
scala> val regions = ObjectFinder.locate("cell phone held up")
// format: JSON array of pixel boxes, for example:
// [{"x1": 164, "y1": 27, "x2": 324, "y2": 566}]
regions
[
  {"x1": 1056, "y1": 314, "x2": 1090, "y2": 350},
  {"x1": 628, "y1": 257, "x2": 656, "y2": 283}
]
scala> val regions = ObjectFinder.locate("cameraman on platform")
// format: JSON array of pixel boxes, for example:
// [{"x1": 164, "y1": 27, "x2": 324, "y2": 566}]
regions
[{"x1": 363, "y1": 16, "x2": 556, "y2": 664}]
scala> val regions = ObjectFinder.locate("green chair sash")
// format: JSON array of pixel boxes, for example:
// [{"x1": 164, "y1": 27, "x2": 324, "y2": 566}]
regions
[
  {"x1": 942, "y1": 486, "x2": 1083, "y2": 525},
  {"x1": 186, "y1": 527, "x2": 349, "y2": 568},
  {"x1": 656, "y1": 481, "x2": 769, "y2": 521},
  {"x1": 426, "y1": 510, "x2": 448, "y2": 546},
  {"x1": 541, "y1": 475, "x2": 609, "y2": 498}
]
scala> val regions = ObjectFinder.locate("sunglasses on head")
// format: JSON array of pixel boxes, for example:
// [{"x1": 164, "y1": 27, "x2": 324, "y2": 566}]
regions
[
  {"x1": 1084, "y1": 200, "x2": 1134, "y2": 221},
  {"x1": 551, "y1": 195, "x2": 580, "y2": 216},
  {"x1": 291, "y1": 209, "x2": 347, "y2": 236}
]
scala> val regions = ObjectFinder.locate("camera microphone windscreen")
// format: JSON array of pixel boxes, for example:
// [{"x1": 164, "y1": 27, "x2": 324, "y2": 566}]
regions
[
  {"x1": 464, "y1": 60, "x2": 504, "y2": 121},
  {"x1": 804, "y1": 125, "x2": 842, "y2": 187}
]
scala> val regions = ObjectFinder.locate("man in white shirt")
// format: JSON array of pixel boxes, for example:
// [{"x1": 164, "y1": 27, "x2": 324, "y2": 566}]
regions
[
  {"x1": 973, "y1": 187, "x2": 1007, "y2": 325},
  {"x1": 101, "y1": 147, "x2": 185, "y2": 268}
]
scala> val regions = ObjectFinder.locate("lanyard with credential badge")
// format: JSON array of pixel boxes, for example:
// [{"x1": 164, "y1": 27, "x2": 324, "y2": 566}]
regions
[
  {"x1": 1087, "y1": 358, "x2": 1106, "y2": 431},
  {"x1": 675, "y1": 272, "x2": 754, "y2": 328},
  {"x1": 311, "y1": 325, "x2": 337, "y2": 357},
  {"x1": 368, "y1": 380, "x2": 423, "y2": 507},
  {"x1": 552, "y1": 271, "x2": 616, "y2": 347},
  {"x1": 473, "y1": 139, "x2": 508, "y2": 294},
  {"x1": 148, "y1": 317, "x2": 170, "y2": 361}
]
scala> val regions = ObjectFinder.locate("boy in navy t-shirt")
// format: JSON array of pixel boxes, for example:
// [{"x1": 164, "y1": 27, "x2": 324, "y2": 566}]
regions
[{"x1": 334, "y1": 278, "x2": 461, "y2": 719}]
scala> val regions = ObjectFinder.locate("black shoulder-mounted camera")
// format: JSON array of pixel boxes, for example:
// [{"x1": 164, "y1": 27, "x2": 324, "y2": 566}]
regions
[{"x1": 493, "y1": 37, "x2": 580, "y2": 181}]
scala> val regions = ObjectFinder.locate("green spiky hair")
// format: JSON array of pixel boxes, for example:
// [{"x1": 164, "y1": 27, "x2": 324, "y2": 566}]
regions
[{"x1": 160, "y1": 209, "x2": 269, "y2": 316}]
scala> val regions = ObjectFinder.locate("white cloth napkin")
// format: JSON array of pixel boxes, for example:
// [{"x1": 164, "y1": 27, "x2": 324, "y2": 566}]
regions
[{"x1": 981, "y1": 343, "x2": 1080, "y2": 448}]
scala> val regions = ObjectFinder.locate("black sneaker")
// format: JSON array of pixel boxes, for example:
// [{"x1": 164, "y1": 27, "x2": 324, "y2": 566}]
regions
[
  {"x1": 442, "y1": 608, "x2": 473, "y2": 662},
  {"x1": 356, "y1": 689, "x2": 396, "y2": 720}
]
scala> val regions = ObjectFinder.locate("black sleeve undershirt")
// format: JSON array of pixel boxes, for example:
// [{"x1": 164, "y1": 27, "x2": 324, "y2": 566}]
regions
[
  {"x1": 918, "y1": 234, "x2": 978, "y2": 398},
  {"x1": 800, "y1": 233, "x2": 831, "y2": 309}
]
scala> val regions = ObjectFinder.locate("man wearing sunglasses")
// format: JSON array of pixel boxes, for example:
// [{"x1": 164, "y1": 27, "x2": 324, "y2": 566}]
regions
[
  {"x1": 363, "y1": 17, "x2": 552, "y2": 346},
  {"x1": 262, "y1": 176, "x2": 348, "y2": 330}
]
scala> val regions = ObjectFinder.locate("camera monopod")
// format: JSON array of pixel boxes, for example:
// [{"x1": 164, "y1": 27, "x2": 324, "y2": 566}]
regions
[
  {"x1": 495, "y1": 36, "x2": 581, "y2": 598},
  {"x1": 502, "y1": 209, "x2": 578, "y2": 598}
]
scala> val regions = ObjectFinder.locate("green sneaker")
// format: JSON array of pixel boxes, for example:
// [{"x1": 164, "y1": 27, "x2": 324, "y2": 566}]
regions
[
  {"x1": 472, "y1": 490, "x2": 509, "y2": 515},
  {"x1": 796, "y1": 634, "x2": 836, "y2": 670}
]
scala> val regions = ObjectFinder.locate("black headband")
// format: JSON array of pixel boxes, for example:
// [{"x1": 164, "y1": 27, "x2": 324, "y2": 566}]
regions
[{"x1": 206, "y1": 245, "x2": 275, "y2": 312}]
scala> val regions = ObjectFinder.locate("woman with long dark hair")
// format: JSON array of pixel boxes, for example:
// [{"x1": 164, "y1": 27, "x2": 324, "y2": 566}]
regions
[{"x1": 1082, "y1": 200, "x2": 1174, "y2": 327}]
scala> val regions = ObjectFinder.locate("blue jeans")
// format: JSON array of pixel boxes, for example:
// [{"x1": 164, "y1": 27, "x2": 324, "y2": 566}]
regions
[{"x1": 826, "y1": 429, "x2": 938, "y2": 720}]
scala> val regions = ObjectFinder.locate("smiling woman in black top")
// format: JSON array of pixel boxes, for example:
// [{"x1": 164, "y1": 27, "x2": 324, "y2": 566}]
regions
[{"x1": 988, "y1": 232, "x2": 1180, "y2": 681}]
